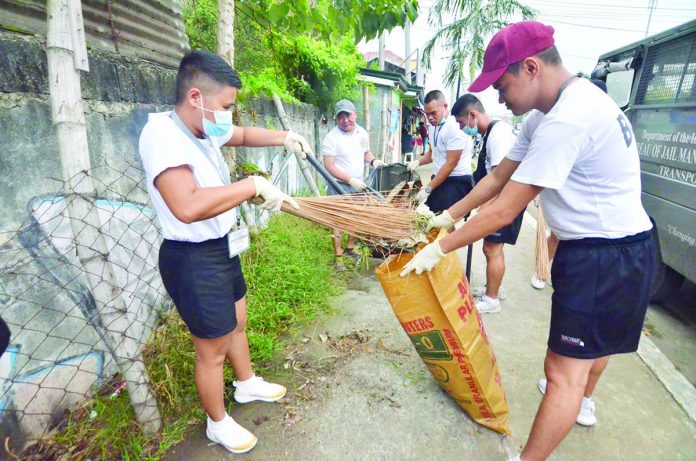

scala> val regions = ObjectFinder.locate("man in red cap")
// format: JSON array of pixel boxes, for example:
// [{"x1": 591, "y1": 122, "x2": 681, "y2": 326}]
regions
[{"x1": 404, "y1": 21, "x2": 656, "y2": 460}]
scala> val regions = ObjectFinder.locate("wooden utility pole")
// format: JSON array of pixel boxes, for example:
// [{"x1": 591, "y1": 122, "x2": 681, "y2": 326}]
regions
[
  {"x1": 404, "y1": 20, "x2": 412, "y2": 79},
  {"x1": 217, "y1": 0, "x2": 235, "y2": 64},
  {"x1": 46, "y1": 0, "x2": 161, "y2": 434},
  {"x1": 378, "y1": 33, "x2": 386, "y2": 70}
]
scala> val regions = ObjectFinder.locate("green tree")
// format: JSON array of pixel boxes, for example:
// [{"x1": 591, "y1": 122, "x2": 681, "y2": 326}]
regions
[
  {"x1": 182, "y1": 1, "x2": 419, "y2": 109},
  {"x1": 266, "y1": 0, "x2": 419, "y2": 43},
  {"x1": 422, "y1": 0, "x2": 536, "y2": 87}
]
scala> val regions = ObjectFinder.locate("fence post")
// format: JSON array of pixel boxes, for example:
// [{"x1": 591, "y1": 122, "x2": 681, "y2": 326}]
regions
[
  {"x1": 46, "y1": 0, "x2": 161, "y2": 434},
  {"x1": 272, "y1": 93, "x2": 321, "y2": 197}
]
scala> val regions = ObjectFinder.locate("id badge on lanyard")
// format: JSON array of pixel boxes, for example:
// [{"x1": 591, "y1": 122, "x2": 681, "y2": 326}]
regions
[{"x1": 227, "y1": 216, "x2": 249, "y2": 258}]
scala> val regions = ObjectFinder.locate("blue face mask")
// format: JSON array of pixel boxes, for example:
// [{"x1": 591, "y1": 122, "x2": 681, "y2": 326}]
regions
[
  {"x1": 197, "y1": 95, "x2": 233, "y2": 138},
  {"x1": 463, "y1": 116, "x2": 478, "y2": 136}
]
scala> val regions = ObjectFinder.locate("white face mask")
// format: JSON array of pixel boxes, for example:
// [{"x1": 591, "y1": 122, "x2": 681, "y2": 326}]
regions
[{"x1": 196, "y1": 94, "x2": 232, "y2": 138}]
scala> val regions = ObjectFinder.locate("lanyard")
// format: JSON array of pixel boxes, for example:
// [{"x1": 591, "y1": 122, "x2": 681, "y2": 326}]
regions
[
  {"x1": 432, "y1": 119, "x2": 446, "y2": 151},
  {"x1": 170, "y1": 111, "x2": 231, "y2": 185}
]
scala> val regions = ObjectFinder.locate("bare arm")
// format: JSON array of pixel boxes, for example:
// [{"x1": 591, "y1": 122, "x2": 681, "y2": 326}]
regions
[
  {"x1": 364, "y1": 150, "x2": 375, "y2": 164},
  {"x1": 324, "y1": 156, "x2": 352, "y2": 182},
  {"x1": 418, "y1": 146, "x2": 433, "y2": 165},
  {"x1": 155, "y1": 165, "x2": 256, "y2": 224},
  {"x1": 478, "y1": 165, "x2": 500, "y2": 210},
  {"x1": 226, "y1": 126, "x2": 287, "y2": 147},
  {"x1": 428, "y1": 149, "x2": 461, "y2": 190},
  {"x1": 440, "y1": 180, "x2": 541, "y2": 253},
  {"x1": 447, "y1": 157, "x2": 521, "y2": 219}
]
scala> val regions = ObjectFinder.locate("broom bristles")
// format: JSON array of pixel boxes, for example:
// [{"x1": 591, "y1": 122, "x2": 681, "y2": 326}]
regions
[
  {"x1": 535, "y1": 204, "x2": 551, "y2": 282},
  {"x1": 278, "y1": 194, "x2": 419, "y2": 244}
]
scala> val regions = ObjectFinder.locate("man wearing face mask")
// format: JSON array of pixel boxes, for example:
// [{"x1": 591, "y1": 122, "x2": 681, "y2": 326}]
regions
[
  {"x1": 403, "y1": 22, "x2": 655, "y2": 461},
  {"x1": 407, "y1": 90, "x2": 473, "y2": 213},
  {"x1": 323, "y1": 99, "x2": 384, "y2": 269},
  {"x1": 450, "y1": 94, "x2": 521, "y2": 314},
  {"x1": 139, "y1": 50, "x2": 313, "y2": 454}
]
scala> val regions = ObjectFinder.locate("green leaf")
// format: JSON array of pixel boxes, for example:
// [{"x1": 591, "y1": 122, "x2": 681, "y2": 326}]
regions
[{"x1": 269, "y1": 3, "x2": 289, "y2": 23}]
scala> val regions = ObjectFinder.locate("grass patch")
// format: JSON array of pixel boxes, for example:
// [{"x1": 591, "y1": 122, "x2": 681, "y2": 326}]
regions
[{"x1": 23, "y1": 215, "x2": 343, "y2": 460}]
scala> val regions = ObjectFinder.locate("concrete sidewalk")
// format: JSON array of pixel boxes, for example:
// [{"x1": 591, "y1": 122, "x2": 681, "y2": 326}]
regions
[{"x1": 164, "y1": 218, "x2": 696, "y2": 460}]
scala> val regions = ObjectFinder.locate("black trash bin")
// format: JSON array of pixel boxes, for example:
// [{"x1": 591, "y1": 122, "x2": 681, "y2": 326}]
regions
[{"x1": 367, "y1": 163, "x2": 420, "y2": 193}]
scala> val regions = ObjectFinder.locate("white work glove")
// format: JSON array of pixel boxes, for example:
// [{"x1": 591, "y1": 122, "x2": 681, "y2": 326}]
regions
[
  {"x1": 348, "y1": 177, "x2": 368, "y2": 191},
  {"x1": 407, "y1": 159, "x2": 421, "y2": 172},
  {"x1": 284, "y1": 131, "x2": 312, "y2": 159},
  {"x1": 372, "y1": 159, "x2": 386, "y2": 169},
  {"x1": 429, "y1": 210, "x2": 455, "y2": 231},
  {"x1": 250, "y1": 176, "x2": 299, "y2": 212},
  {"x1": 400, "y1": 241, "x2": 446, "y2": 277},
  {"x1": 415, "y1": 186, "x2": 431, "y2": 204}
]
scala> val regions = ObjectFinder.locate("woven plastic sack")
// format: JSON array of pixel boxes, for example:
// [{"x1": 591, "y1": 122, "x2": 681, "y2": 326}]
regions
[{"x1": 376, "y1": 231, "x2": 510, "y2": 435}]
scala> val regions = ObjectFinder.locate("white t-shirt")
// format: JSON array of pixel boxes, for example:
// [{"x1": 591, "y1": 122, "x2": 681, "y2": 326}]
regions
[
  {"x1": 431, "y1": 115, "x2": 472, "y2": 177},
  {"x1": 507, "y1": 79, "x2": 652, "y2": 240},
  {"x1": 322, "y1": 125, "x2": 370, "y2": 180},
  {"x1": 485, "y1": 120, "x2": 516, "y2": 173},
  {"x1": 139, "y1": 111, "x2": 237, "y2": 242}
]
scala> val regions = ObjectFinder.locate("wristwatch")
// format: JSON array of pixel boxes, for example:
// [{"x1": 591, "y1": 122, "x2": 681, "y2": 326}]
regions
[{"x1": 424, "y1": 186, "x2": 432, "y2": 194}]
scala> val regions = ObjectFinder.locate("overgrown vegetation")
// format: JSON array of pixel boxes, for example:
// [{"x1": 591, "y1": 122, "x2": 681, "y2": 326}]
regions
[
  {"x1": 23, "y1": 215, "x2": 344, "y2": 460},
  {"x1": 181, "y1": 0, "x2": 417, "y2": 110}
]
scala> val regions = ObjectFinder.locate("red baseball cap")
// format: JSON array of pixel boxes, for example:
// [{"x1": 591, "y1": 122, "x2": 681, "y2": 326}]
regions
[{"x1": 468, "y1": 21, "x2": 555, "y2": 93}]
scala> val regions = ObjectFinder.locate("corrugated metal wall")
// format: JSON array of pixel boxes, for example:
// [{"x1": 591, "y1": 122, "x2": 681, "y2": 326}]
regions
[{"x1": 0, "y1": 0, "x2": 189, "y2": 68}]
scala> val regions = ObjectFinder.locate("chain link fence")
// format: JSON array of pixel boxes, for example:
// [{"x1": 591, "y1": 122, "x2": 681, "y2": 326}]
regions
[
  {"x1": 0, "y1": 148, "x2": 310, "y2": 452},
  {"x1": 0, "y1": 156, "x2": 167, "y2": 449}
]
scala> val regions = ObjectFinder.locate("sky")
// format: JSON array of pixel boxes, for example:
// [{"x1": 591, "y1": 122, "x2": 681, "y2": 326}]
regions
[{"x1": 359, "y1": 0, "x2": 696, "y2": 117}]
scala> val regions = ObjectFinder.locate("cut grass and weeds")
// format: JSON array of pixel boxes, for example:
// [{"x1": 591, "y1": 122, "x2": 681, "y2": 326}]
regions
[{"x1": 22, "y1": 215, "x2": 344, "y2": 460}]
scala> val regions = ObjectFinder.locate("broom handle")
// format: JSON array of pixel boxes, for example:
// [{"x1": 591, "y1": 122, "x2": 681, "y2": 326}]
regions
[{"x1": 304, "y1": 152, "x2": 345, "y2": 195}]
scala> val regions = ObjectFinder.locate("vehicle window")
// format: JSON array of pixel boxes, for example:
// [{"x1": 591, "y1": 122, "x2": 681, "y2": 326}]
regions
[
  {"x1": 636, "y1": 31, "x2": 696, "y2": 104},
  {"x1": 607, "y1": 69, "x2": 634, "y2": 107}
]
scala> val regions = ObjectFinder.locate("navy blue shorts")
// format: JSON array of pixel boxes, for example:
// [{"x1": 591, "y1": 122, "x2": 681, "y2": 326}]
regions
[
  {"x1": 426, "y1": 175, "x2": 474, "y2": 213},
  {"x1": 548, "y1": 230, "x2": 656, "y2": 359},
  {"x1": 485, "y1": 210, "x2": 524, "y2": 245},
  {"x1": 158, "y1": 237, "x2": 247, "y2": 339}
]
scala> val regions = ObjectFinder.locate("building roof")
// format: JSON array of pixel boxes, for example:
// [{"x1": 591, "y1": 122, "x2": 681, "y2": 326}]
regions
[{"x1": 363, "y1": 50, "x2": 405, "y2": 66}]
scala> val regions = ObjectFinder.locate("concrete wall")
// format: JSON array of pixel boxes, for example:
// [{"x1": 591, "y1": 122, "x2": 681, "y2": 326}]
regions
[{"x1": 0, "y1": 29, "x2": 327, "y2": 447}]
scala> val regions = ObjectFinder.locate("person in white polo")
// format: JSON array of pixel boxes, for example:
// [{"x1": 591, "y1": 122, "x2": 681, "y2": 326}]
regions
[
  {"x1": 451, "y1": 93, "x2": 521, "y2": 314},
  {"x1": 404, "y1": 21, "x2": 656, "y2": 461},
  {"x1": 139, "y1": 50, "x2": 312, "y2": 454},
  {"x1": 407, "y1": 90, "x2": 474, "y2": 213},
  {"x1": 322, "y1": 99, "x2": 384, "y2": 269}
]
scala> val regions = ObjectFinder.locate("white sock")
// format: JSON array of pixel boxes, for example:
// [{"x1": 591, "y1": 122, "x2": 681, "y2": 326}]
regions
[
  {"x1": 208, "y1": 413, "x2": 230, "y2": 428},
  {"x1": 235, "y1": 374, "x2": 257, "y2": 388},
  {"x1": 583, "y1": 396, "x2": 593, "y2": 405},
  {"x1": 482, "y1": 294, "x2": 499, "y2": 303}
]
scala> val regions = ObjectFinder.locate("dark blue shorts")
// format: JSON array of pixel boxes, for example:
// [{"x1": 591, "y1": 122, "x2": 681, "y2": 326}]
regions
[
  {"x1": 426, "y1": 175, "x2": 474, "y2": 213},
  {"x1": 548, "y1": 230, "x2": 656, "y2": 359},
  {"x1": 158, "y1": 236, "x2": 247, "y2": 339},
  {"x1": 485, "y1": 210, "x2": 524, "y2": 245}
]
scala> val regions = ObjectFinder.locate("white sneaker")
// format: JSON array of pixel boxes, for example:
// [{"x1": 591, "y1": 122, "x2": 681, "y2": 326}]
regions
[
  {"x1": 472, "y1": 285, "x2": 506, "y2": 300},
  {"x1": 234, "y1": 375, "x2": 287, "y2": 403},
  {"x1": 537, "y1": 378, "x2": 597, "y2": 426},
  {"x1": 530, "y1": 274, "x2": 546, "y2": 289},
  {"x1": 206, "y1": 414, "x2": 257, "y2": 454},
  {"x1": 475, "y1": 295, "x2": 501, "y2": 314}
]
